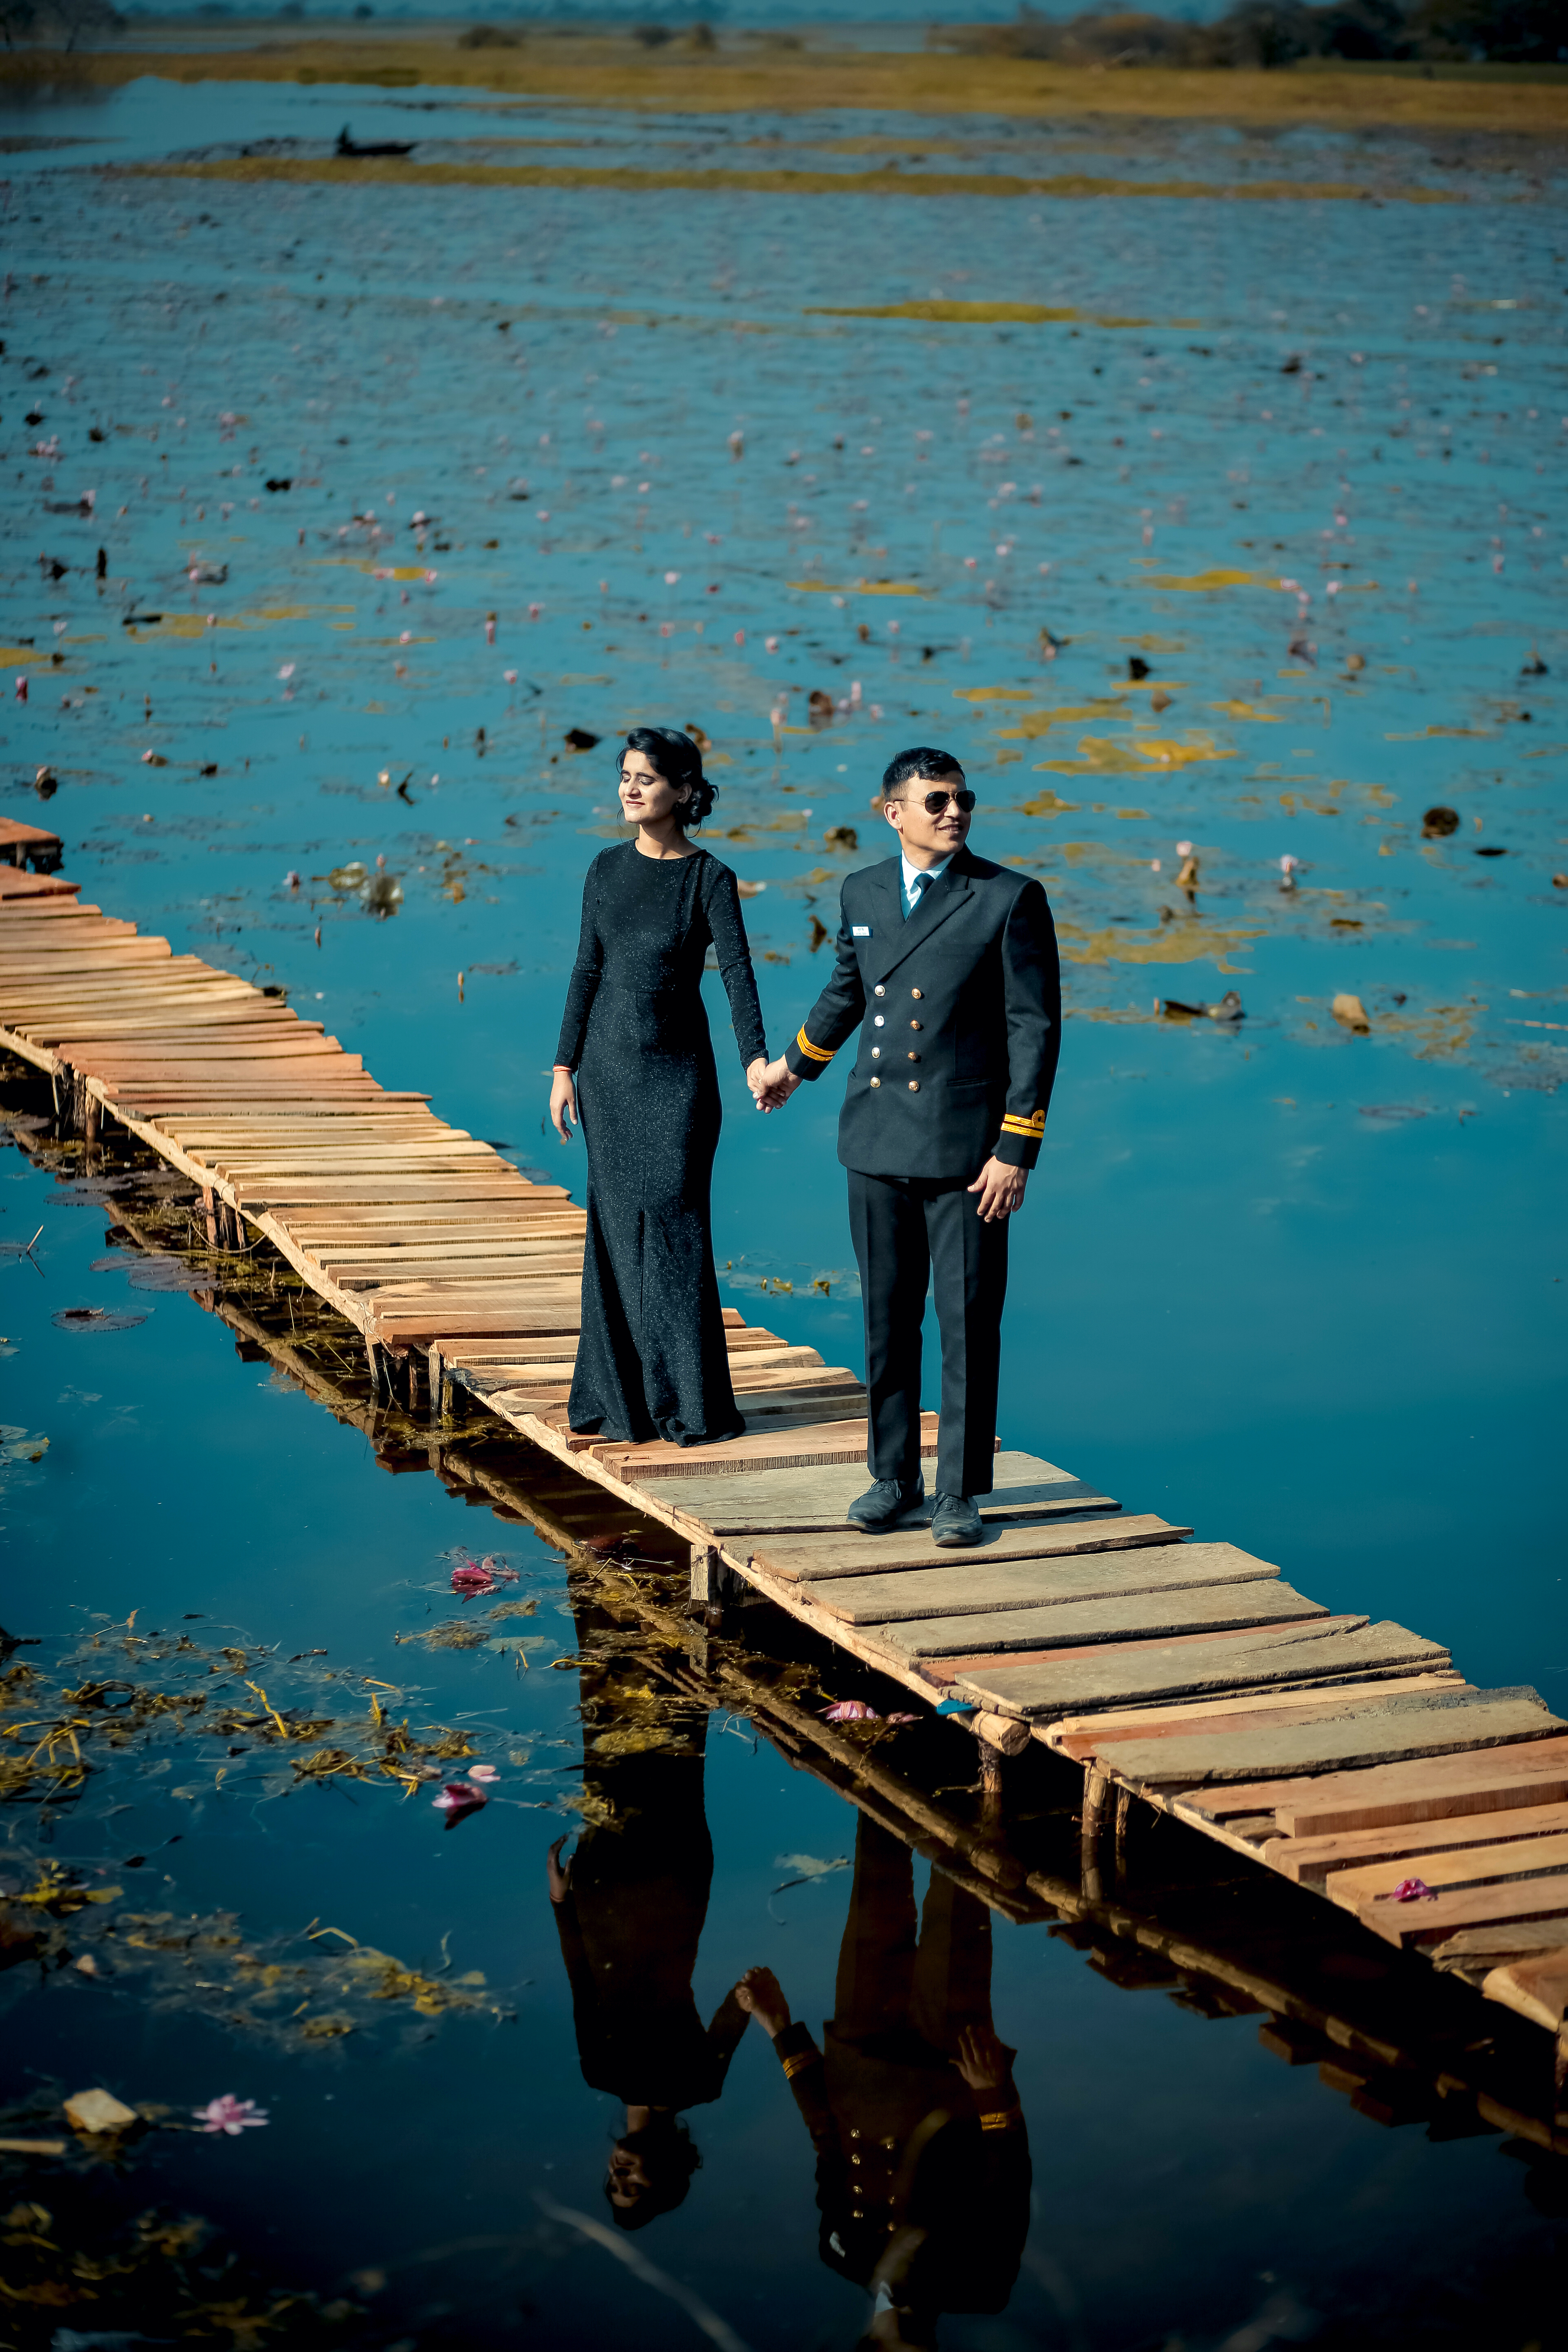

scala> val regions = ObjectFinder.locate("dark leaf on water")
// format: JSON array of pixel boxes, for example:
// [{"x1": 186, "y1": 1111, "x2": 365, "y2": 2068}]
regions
[
  {"x1": 564, "y1": 727, "x2": 600, "y2": 751},
  {"x1": 1422, "y1": 804, "x2": 1460, "y2": 838}
]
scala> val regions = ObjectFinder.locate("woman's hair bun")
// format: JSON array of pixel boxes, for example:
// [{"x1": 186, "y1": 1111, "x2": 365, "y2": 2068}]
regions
[{"x1": 620, "y1": 726, "x2": 716, "y2": 829}]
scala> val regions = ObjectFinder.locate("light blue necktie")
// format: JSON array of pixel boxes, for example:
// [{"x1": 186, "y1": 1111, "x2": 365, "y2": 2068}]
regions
[{"x1": 904, "y1": 871, "x2": 927, "y2": 922}]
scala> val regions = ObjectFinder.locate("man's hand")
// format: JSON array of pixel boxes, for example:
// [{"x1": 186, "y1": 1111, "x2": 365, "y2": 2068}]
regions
[
  {"x1": 968, "y1": 1156, "x2": 1027, "y2": 1222},
  {"x1": 734, "y1": 1964, "x2": 791, "y2": 2038},
  {"x1": 954, "y1": 2023, "x2": 1017, "y2": 2096},
  {"x1": 751, "y1": 1056, "x2": 801, "y2": 1114},
  {"x1": 546, "y1": 1833, "x2": 574, "y2": 1905}
]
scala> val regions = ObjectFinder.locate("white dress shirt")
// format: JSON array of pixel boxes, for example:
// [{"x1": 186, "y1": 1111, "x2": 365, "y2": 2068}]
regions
[{"x1": 900, "y1": 850, "x2": 953, "y2": 918}]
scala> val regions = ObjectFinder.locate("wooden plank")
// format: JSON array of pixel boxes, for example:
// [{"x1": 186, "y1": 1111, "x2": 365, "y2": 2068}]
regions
[
  {"x1": 637, "y1": 1450, "x2": 1108, "y2": 1534},
  {"x1": 1327, "y1": 1831, "x2": 1568, "y2": 1908},
  {"x1": 589, "y1": 1414, "x2": 941, "y2": 1481},
  {"x1": 1261, "y1": 1801, "x2": 1568, "y2": 1884},
  {"x1": 1481, "y1": 1947, "x2": 1568, "y2": 2034},
  {"x1": 1181, "y1": 1734, "x2": 1568, "y2": 1833},
  {"x1": 1049, "y1": 1671, "x2": 1466, "y2": 1750},
  {"x1": 955, "y1": 1624, "x2": 1451, "y2": 1722},
  {"x1": 876, "y1": 1579, "x2": 1331, "y2": 1658},
  {"x1": 798, "y1": 1539, "x2": 1282, "y2": 1627},
  {"x1": 1354, "y1": 1872, "x2": 1568, "y2": 1951},
  {"x1": 751, "y1": 1512, "x2": 1186, "y2": 1585},
  {"x1": 1130, "y1": 1691, "x2": 1567, "y2": 1790},
  {"x1": 0, "y1": 872, "x2": 77, "y2": 898}
]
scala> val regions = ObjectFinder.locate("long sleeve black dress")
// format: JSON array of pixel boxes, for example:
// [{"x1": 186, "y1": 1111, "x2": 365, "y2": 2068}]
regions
[{"x1": 554, "y1": 841, "x2": 767, "y2": 1447}]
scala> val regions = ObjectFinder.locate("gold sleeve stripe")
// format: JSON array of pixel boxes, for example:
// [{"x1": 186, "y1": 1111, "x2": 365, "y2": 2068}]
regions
[
  {"x1": 978, "y1": 2105, "x2": 1022, "y2": 2132},
  {"x1": 1000, "y1": 1111, "x2": 1045, "y2": 1137},
  {"x1": 780, "y1": 2049, "x2": 817, "y2": 2080},
  {"x1": 795, "y1": 1028, "x2": 836, "y2": 1065}
]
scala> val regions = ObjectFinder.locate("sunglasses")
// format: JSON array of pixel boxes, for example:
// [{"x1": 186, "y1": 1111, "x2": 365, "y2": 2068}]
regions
[{"x1": 915, "y1": 787, "x2": 976, "y2": 815}]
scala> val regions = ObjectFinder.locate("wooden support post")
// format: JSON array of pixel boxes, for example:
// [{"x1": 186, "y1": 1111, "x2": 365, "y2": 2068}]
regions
[
  {"x1": 428, "y1": 1346, "x2": 446, "y2": 1424},
  {"x1": 405, "y1": 1355, "x2": 425, "y2": 1415},
  {"x1": 83, "y1": 1091, "x2": 99, "y2": 1145},
  {"x1": 200, "y1": 1186, "x2": 219, "y2": 1251},
  {"x1": 1556, "y1": 2022, "x2": 1567, "y2": 2137},
  {"x1": 690, "y1": 1542, "x2": 724, "y2": 1628},
  {"x1": 364, "y1": 1335, "x2": 388, "y2": 1399},
  {"x1": 1113, "y1": 1783, "x2": 1133, "y2": 1881},
  {"x1": 1080, "y1": 1764, "x2": 1112, "y2": 1906}
]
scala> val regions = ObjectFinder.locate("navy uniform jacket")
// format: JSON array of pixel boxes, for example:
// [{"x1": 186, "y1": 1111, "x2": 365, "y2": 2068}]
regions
[{"x1": 782, "y1": 846, "x2": 1061, "y2": 1178}]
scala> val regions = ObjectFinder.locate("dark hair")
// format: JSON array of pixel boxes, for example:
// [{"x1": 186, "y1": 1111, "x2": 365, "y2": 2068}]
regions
[
  {"x1": 620, "y1": 727, "x2": 716, "y2": 829},
  {"x1": 882, "y1": 746, "x2": 964, "y2": 800},
  {"x1": 604, "y1": 2117, "x2": 702, "y2": 2232}
]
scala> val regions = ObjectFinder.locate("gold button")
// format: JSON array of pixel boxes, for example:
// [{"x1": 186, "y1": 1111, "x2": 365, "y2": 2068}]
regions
[
  {"x1": 910, "y1": 1020, "x2": 922, "y2": 1031},
  {"x1": 869, "y1": 1076, "x2": 881, "y2": 1088},
  {"x1": 907, "y1": 1052, "x2": 919, "y2": 1062},
  {"x1": 871, "y1": 1047, "x2": 880, "y2": 1059},
  {"x1": 850, "y1": 2129, "x2": 861, "y2": 2140},
  {"x1": 873, "y1": 984, "x2": 885, "y2": 998},
  {"x1": 911, "y1": 988, "x2": 923, "y2": 999},
  {"x1": 908, "y1": 1080, "x2": 920, "y2": 1092},
  {"x1": 851, "y1": 2155, "x2": 861, "y2": 2166}
]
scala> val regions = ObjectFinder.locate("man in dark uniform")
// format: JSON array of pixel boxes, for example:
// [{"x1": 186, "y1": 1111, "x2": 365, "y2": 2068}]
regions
[
  {"x1": 733, "y1": 1819, "x2": 1031, "y2": 2344},
  {"x1": 755, "y1": 747, "x2": 1060, "y2": 1548}
]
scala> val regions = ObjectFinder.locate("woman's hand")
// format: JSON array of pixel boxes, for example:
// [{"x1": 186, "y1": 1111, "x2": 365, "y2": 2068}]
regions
[
  {"x1": 547, "y1": 1834, "x2": 574, "y2": 1904},
  {"x1": 734, "y1": 1964, "x2": 791, "y2": 2038},
  {"x1": 745, "y1": 1056, "x2": 770, "y2": 1103},
  {"x1": 550, "y1": 1068, "x2": 578, "y2": 1143},
  {"x1": 753, "y1": 1056, "x2": 801, "y2": 1113}
]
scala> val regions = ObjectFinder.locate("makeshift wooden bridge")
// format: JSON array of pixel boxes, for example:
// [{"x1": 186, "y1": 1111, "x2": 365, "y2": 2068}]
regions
[{"x1": 2, "y1": 868, "x2": 1564, "y2": 2101}]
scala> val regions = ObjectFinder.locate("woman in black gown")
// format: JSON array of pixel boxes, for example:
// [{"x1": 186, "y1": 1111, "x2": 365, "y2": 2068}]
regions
[{"x1": 550, "y1": 727, "x2": 768, "y2": 1446}]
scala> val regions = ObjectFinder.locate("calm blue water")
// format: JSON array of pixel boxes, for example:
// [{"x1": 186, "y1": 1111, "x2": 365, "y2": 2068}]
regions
[{"x1": 1, "y1": 78, "x2": 1564, "y2": 2346}]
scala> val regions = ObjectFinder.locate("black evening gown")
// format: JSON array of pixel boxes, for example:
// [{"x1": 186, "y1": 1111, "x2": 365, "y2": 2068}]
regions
[{"x1": 554, "y1": 842, "x2": 767, "y2": 1446}]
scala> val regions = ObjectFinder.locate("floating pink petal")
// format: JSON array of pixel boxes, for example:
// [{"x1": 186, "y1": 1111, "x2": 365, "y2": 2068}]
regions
[
  {"x1": 467, "y1": 1764, "x2": 500, "y2": 1783},
  {"x1": 194, "y1": 2094, "x2": 268, "y2": 2136},
  {"x1": 822, "y1": 1700, "x2": 878, "y2": 1723},
  {"x1": 432, "y1": 1781, "x2": 488, "y2": 1817},
  {"x1": 1378, "y1": 1877, "x2": 1437, "y2": 1903},
  {"x1": 451, "y1": 1561, "x2": 497, "y2": 1595}
]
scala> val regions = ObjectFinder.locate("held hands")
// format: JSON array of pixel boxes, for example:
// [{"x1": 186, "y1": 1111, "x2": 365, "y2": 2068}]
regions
[
  {"x1": 954, "y1": 2023, "x2": 1017, "y2": 2097},
  {"x1": 549, "y1": 1069, "x2": 578, "y2": 1144},
  {"x1": 969, "y1": 1156, "x2": 1027, "y2": 1222},
  {"x1": 750, "y1": 1056, "x2": 800, "y2": 1114},
  {"x1": 733, "y1": 1964, "x2": 791, "y2": 2038}
]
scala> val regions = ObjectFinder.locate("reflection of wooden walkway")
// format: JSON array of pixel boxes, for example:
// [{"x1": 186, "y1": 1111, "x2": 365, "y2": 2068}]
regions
[{"x1": 2, "y1": 875, "x2": 1565, "y2": 2094}]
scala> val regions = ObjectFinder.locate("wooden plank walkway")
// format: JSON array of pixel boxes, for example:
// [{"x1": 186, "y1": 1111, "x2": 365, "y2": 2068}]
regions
[{"x1": 3, "y1": 872, "x2": 1564, "y2": 2093}]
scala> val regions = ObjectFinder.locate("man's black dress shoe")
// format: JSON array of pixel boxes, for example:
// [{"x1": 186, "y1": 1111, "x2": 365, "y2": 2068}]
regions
[
  {"x1": 931, "y1": 1491, "x2": 984, "y2": 1548},
  {"x1": 846, "y1": 1475, "x2": 926, "y2": 1532}
]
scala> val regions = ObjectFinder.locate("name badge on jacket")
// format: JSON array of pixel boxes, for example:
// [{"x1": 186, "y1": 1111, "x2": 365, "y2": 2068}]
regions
[{"x1": 852, "y1": 925, "x2": 871, "y2": 937}]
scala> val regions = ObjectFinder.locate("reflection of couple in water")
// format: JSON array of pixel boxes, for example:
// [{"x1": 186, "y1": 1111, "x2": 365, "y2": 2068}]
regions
[
  {"x1": 547, "y1": 1608, "x2": 1031, "y2": 2341},
  {"x1": 549, "y1": 723, "x2": 1059, "y2": 1548}
]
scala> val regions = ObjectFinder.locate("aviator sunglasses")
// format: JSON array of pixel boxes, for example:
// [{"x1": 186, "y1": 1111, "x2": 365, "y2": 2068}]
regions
[{"x1": 915, "y1": 786, "x2": 977, "y2": 815}]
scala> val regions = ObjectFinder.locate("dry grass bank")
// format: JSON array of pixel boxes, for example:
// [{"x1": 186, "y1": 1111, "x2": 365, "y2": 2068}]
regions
[{"x1": 7, "y1": 36, "x2": 1568, "y2": 135}]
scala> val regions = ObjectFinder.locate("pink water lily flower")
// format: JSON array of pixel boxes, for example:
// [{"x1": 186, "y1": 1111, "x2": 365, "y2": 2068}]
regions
[
  {"x1": 1378, "y1": 1877, "x2": 1437, "y2": 1903},
  {"x1": 433, "y1": 1781, "x2": 488, "y2": 1817},
  {"x1": 823, "y1": 1700, "x2": 878, "y2": 1723},
  {"x1": 194, "y1": 2095, "x2": 268, "y2": 2135}
]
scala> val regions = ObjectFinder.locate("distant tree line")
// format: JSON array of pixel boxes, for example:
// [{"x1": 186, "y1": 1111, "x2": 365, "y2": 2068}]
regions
[
  {"x1": 0, "y1": 0, "x2": 122, "y2": 49},
  {"x1": 929, "y1": 0, "x2": 1564, "y2": 67}
]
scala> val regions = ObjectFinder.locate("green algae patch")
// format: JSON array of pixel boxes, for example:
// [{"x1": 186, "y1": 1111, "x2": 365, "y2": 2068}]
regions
[{"x1": 1059, "y1": 914, "x2": 1263, "y2": 971}]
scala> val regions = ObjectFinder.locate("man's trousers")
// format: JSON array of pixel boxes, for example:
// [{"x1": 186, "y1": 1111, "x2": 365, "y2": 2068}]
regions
[{"x1": 846, "y1": 1168, "x2": 1009, "y2": 1499}]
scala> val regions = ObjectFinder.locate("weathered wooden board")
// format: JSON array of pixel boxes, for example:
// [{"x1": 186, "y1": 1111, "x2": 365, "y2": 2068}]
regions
[
  {"x1": 751, "y1": 1512, "x2": 1187, "y2": 1585},
  {"x1": 637, "y1": 1451, "x2": 1110, "y2": 1535},
  {"x1": 875, "y1": 1579, "x2": 1329, "y2": 1658},
  {"x1": 588, "y1": 1415, "x2": 941, "y2": 1481},
  {"x1": 1261, "y1": 1801, "x2": 1568, "y2": 1884},
  {"x1": 1481, "y1": 1947, "x2": 1568, "y2": 2034},
  {"x1": 1200, "y1": 1734, "x2": 1568, "y2": 1836},
  {"x1": 1354, "y1": 1872, "x2": 1568, "y2": 1951},
  {"x1": 1050, "y1": 1671, "x2": 1466, "y2": 1752},
  {"x1": 955, "y1": 1623, "x2": 1448, "y2": 1720},
  {"x1": 1132, "y1": 1690, "x2": 1566, "y2": 1790},
  {"x1": 799, "y1": 1540, "x2": 1282, "y2": 1627},
  {"x1": 1327, "y1": 1830, "x2": 1568, "y2": 1909}
]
